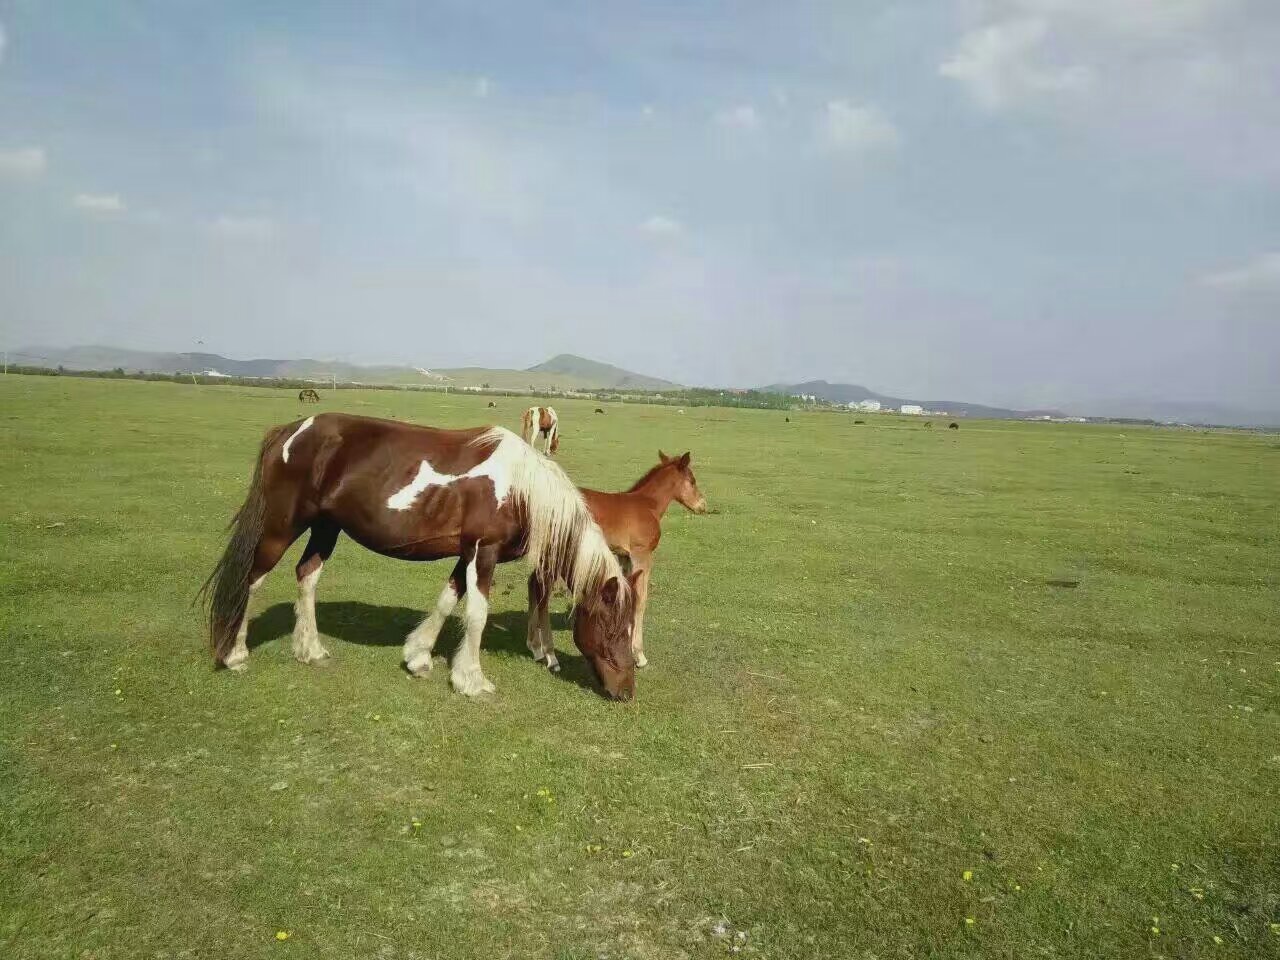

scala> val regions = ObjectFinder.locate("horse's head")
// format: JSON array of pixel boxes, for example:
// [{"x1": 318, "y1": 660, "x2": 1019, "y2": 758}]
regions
[
  {"x1": 572, "y1": 572, "x2": 641, "y2": 701},
  {"x1": 659, "y1": 450, "x2": 708, "y2": 514}
]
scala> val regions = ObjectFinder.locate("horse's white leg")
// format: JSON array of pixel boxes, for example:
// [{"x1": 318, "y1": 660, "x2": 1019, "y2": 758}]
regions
[
  {"x1": 404, "y1": 569, "x2": 461, "y2": 677},
  {"x1": 291, "y1": 563, "x2": 331, "y2": 664},
  {"x1": 451, "y1": 547, "x2": 496, "y2": 696},
  {"x1": 526, "y1": 572, "x2": 558, "y2": 671},
  {"x1": 225, "y1": 574, "x2": 265, "y2": 671}
]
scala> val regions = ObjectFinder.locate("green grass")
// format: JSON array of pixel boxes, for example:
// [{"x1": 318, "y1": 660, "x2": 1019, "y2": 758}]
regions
[{"x1": 1, "y1": 375, "x2": 1277, "y2": 959}]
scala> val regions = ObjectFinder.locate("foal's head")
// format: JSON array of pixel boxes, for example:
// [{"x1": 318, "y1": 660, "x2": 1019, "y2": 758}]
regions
[
  {"x1": 572, "y1": 572, "x2": 641, "y2": 701},
  {"x1": 659, "y1": 451, "x2": 708, "y2": 514}
]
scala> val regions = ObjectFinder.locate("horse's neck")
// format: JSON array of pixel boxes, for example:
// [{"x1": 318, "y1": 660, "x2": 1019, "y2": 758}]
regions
[{"x1": 630, "y1": 468, "x2": 678, "y2": 516}]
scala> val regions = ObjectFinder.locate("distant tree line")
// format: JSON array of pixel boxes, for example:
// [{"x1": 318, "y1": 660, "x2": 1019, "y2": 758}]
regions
[{"x1": 4, "y1": 365, "x2": 803, "y2": 411}]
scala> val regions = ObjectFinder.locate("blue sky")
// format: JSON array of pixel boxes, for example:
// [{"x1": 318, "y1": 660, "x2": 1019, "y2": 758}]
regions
[{"x1": 1, "y1": 1, "x2": 1278, "y2": 413}]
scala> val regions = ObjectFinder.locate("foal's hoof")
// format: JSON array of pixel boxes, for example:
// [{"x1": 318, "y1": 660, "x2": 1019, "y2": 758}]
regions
[
  {"x1": 634, "y1": 652, "x2": 649, "y2": 669},
  {"x1": 295, "y1": 647, "x2": 331, "y2": 665},
  {"x1": 227, "y1": 660, "x2": 249, "y2": 673}
]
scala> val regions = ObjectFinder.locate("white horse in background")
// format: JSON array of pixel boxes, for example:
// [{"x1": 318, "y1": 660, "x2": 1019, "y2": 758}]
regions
[{"x1": 521, "y1": 406, "x2": 560, "y2": 455}]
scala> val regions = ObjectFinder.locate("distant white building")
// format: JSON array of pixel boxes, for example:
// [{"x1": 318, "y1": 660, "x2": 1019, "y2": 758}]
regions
[
  {"x1": 900, "y1": 404, "x2": 924, "y2": 415},
  {"x1": 858, "y1": 400, "x2": 882, "y2": 412}
]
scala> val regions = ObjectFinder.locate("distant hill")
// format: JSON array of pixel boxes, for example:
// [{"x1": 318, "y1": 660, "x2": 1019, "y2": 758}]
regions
[
  {"x1": 15, "y1": 345, "x2": 679, "y2": 393},
  {"x1": 527, "y1": 354, "x2": 679, "y2": 391},
  {"x1": 763, "y1": 379, "x2": 1063, "y2": 420}
]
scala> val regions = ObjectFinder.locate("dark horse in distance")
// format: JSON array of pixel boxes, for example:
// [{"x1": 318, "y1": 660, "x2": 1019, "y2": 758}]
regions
[{"x1": 202, "y1": 414, "x2": 639, "y2": 699}]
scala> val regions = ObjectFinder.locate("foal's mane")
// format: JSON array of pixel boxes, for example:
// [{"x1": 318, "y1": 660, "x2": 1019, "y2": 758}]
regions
[
  {"x1": 472, "y1": 428, "x2": 626, "y2": 605},
  {"x1": 626, "y1": 458, "x2": 678, "y2": 493}
]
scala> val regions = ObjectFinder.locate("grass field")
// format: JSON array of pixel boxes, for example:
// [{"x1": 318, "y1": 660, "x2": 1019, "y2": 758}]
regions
[{"x1": 2, "y1": 375, "x2": 1277, "y2": 959}]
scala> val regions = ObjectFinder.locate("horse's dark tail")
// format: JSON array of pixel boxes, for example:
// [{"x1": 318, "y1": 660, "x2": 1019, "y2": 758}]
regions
[{"x1": 199, "y1": 426, "x2": 287, "y2": 666}]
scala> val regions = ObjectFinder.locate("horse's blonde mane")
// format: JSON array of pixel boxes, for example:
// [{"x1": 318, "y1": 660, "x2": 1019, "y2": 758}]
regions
[{"x1": 472, "y1": 428, "x2": 625, "y2": 605}]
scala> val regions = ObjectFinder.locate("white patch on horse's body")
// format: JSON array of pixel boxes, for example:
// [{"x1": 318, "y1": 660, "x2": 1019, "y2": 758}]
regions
[
  {"x1": 451, "y1": 543, "x2": 495, "y2": 696},
  {"x1": 291, "y1": 564, "x2": 330, "y2": 663},
  {"x1": 282, "y1": 416, "x2": 315, "y2": 463},
  {"x1": 386, "y1": 430, "x2": 521, "y2": 511},
  {"x1": 404, "y1": 580, "x2": 458, "y2": 676}
]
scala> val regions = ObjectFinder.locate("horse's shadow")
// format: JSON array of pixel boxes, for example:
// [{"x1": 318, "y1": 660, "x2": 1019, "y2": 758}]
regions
[{"x1": 246, "y1": 600, "x2": 598, "y2": 693}]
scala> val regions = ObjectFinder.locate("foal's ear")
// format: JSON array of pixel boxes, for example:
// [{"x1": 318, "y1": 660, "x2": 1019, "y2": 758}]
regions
[
  {"x1": 677, "y1": 452, "x2": 691, "y2": 468},
  {"x1": 601, "y1": 576, "x2": 620, "y2": 605},
  {"x1": 658, "y1": 450, "x2": 670, "y2": 463}
]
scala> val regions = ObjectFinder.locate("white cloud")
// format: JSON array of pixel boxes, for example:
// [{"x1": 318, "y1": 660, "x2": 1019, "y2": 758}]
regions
[
  {"x1": 715, "y1": 104, "x2": 760, "y2": 131},
  {"x1": 474, "y1": 76, "x2": 491, "y2": 98},
  {"x1": 821, "y1": 101, "x2": 900, "y2": 154},
  {"x1": 0, "y1": 146, "x2": 46, "y2": 177},
  {"x1": 211, "y1": 215, "x2": 276, "y2": 240},
  {"x1": 72, "y1": 193, "x2": 126, "y2": 213},
  {"x1": 640, "y1": 215, "x2": 683, "y2": 236},
  {"x1": 1201, "y1": 252, "x2": 1280, "y2": 293},
  {"x1": 940, "y1": 17, "x2": 1092, "y2": 111}
]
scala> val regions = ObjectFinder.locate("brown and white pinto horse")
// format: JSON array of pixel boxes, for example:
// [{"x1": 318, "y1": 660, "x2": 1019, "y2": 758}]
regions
[
  {"x1": 202, "y1": 413, "x2": 639, "y2": 699},
  {"x1": 527, "y1": 451, "x2": 706, "y2": 672},
  {"x1": 521, "y1": 406, "x2": 560, "y2": 455}
]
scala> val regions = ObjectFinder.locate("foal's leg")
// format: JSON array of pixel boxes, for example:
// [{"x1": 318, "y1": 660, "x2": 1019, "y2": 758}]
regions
[
  {"x1": 630, "y1": 552, "x2": 653, "y2": 669},
  {"x1": 224, "y1": 532, "x2": 297, "y2": 671},
  {"x1": 292, "y1": 520, "x2": 340, "y2": 664},
  {"x1": 450, "y1": 542, "x2": 499, "y2": 696},
  {"x1": 404, "y1": 557, "x2": 467, "y2": 677}
]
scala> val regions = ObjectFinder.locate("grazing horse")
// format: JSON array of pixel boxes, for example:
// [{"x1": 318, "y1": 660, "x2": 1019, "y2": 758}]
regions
[
  {"x1": 487, "y1": 401, "x2": 497, "y2": 408},
  {"x1": 201, "y1": 413, "x2": 639, "y2": 699},
  {"x1": 521, "y1": 406, "x2": 560, "y2": 455},
  {"x1": 527, "y1": 451, "x2": 706, "y2": 672},
  {"x1": 298, "y1": 388, "x2": 320, "y2": 403},
  {"x1": 949, "y1": 422, "x2": 959, "y2": 430},
  {"x1": 595, "y1": 408, "x2": 605, "y2": 415}
]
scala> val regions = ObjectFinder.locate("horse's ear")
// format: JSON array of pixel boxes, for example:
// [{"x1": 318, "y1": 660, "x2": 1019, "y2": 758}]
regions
[
  {"x1": 658, "y1": 450, "x2": 670, "y2": 463},
  {"x1": 601, "y1": 576, "x2": 620, "y2": 605},
  {"x1": 678, "y1": 452, "x2": 691, "y2": 469}
]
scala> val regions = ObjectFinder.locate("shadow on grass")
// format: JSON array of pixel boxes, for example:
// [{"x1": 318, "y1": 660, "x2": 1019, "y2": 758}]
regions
[{"x1": 246, "y1": 600, "x2": 597, "y2": 693}]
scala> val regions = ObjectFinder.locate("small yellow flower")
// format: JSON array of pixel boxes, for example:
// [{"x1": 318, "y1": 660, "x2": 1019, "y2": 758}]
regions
[
  {"x1": 276, "y1": 930, "x2": 291, "y2": 941},
  {"x1": 1170, "y1": 863, "x2": 1180, "y2": 871},
  {"x1": 1271, "y1": 922, "x2": 1280, "y2": 934},
  {"x1": 1151, "y1": 927, "x2": 1160, "y2": 936},
  {"x1": 622, "y1": 849, "x2": 634, "y2": 858},
  {"x1": 1213, "y1": 935, "x2": 1223, "y2": 945},
  {"x1": 964, "y1": 918, "x2": 975, "y2": 926},
  {"x1": 962, "y1": 870, "x2": 973, "y2": 881},
  {"x1": 515, "y1": 825, "x2": 523, "y2": 832},
  {"x1": 114, "y1": 689, "x2": 122, "y2": 696},
  {"x1": 411, "y1": 818, "x2": 422, "y2": 830}
]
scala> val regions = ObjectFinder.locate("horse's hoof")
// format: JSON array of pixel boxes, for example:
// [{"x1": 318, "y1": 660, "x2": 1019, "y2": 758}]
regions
[
  {"x1": 634, "y1": 653, "x2": 649, "y2": 669},
  {"x1": 295, "y1": 647, "x2": 331, "y2": 665},
  {"x1": 227, "y1": 660, "x2": 249, "y2": 673},
  {"x1": 405, "y1": 653, "x2": 433, "y2": 677},
  {"x1": 530, "y1": 648, "x2": 546, "y2": 663},
  {"x1": 547, "y1": 660, "x2": 561, "y2": 674}
]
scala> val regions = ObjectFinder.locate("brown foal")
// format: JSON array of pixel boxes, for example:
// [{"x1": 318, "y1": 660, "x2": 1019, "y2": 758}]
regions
[{"x1": 527, "y1": 451, "x2": 707, "y2": 671}]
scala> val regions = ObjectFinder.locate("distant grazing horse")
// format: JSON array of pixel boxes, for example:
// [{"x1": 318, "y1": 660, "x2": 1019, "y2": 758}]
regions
[
  {"x1": 298, "y1": 389, "x2": 320, "y2": 403},
  {"x1": 521, "y1": 406, "x2": 560, "y2": 455},
  {"x1": 528, "y1": 451, "x2": 706, "y2": 672},
  {"x1": 201, "y1": 413, "x2": 639, "y2": 699},
  {"x1": 595, "y1": 408, "x2": 605, "y2": 415},
  {"x1": 487, "y1": 401, "x2": 497, "y2": 408},
  {"x1": 924, "y1": 421, "x2": 933, "y2": 429},
  {"x1": 949, "y1": 422, "x2": 959, "y2": 430}
]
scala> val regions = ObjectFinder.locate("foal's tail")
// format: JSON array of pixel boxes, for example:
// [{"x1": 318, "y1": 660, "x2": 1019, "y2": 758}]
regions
[{"x1": 198, "y1": 426, "x2": 286, "y2": 665}]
